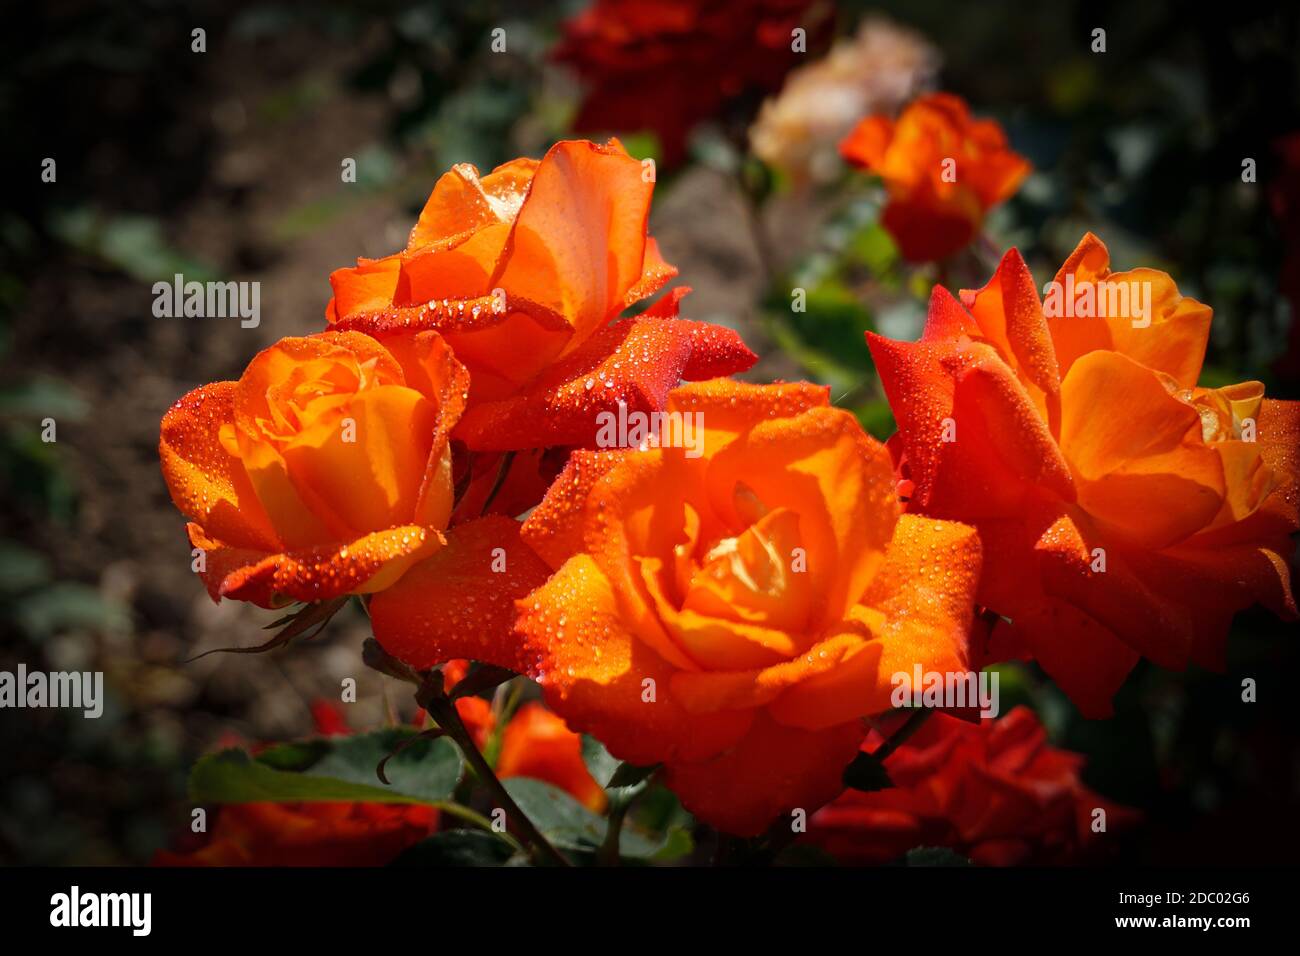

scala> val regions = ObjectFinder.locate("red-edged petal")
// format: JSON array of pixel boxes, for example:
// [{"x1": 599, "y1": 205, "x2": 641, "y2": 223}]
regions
[
  {"x1": 868, "y1": 313, "x2": 1073, "y2": 518},
  {"x1": 191, "y1": 523, "x2": 444, "y2": 608},
  {"x1": 623, "y1": 236, "x2": 678, "y2": 309},
  {"x1": 958, "y1": 247, "x2": 1062, "y2": 406},
  {"x1": 453, "y1": 316, "x2": 756, "y2": 451},
  {"x1": 768, "y1": 515, "x2": 982, "y2": 729}
]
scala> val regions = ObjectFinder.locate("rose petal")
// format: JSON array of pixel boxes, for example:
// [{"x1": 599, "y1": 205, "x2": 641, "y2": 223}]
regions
[
  {"x1": 515, "y1": 553, "x2": 753, "y2": 766},
  {"x1": 1048, "y1": 233, "x2": 1212, "y2": 389},
  {"x1": 664, "y1": 711, "x2": 864, "y2": 837},
  {"x1": 192, "y1": 523, "x2": 444, "y2": 608},
  {"x1": 768, "y1": 515, "x2": 981, "y2": 729},
  {"x1": 368, "y1": 515, "x2": 552, "y2": 671},
  {"x1": 1059, "y1": 350, "x2": 1225, "y2": 550},
  {"x1": 453, "y1": 316, "x2": 756, "y2": 451},
  {"x1": 491, "y1": 139, "x2": 653, "y2": 341},
  {"x1": 160, "y1": 382, "x2": 279, "y2": 552}
]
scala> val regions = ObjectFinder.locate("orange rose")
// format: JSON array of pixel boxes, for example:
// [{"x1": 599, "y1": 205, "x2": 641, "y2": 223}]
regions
[
  {"x1": 326, "y1": 140, "x2": 755, "y2": 453},
  {"x1": 376, "y1": 379, "x2": 984, "y2": 835},
  {"x1": 497, "y1": 702, "x2": 607, "y2": 813},
  {"x1": 840, "y1": 92, "x2": 1030, "y2": 262},
  {"x1": 159, "y1": 330, "x2": 548, "y2": 612},
  {"x1": 868, "y1": 234, "x2": 1300, "y2": 715},
  {"x1": 805, "y1": 707, "x2": 1138, "y2": 865}
]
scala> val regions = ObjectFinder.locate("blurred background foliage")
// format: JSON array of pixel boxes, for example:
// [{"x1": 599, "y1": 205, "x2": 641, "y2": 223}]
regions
[{"x1": 1, "y1": 0, "x2": 1297, "y2": 864}]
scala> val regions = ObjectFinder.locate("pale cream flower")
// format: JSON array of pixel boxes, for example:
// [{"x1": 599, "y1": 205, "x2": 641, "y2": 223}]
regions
[{"x1": 750, "y1": 17, "x2": 940, "y2": 183}]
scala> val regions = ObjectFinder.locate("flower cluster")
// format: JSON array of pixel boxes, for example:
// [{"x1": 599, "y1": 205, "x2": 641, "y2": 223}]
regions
[{"x1": 159, "y1": 69, "x2": 1296, "y2": 858}]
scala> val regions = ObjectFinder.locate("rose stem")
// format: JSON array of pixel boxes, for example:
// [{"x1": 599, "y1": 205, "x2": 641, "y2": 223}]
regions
[
  {"x1": 425, "y1": 693, "x2": 570, "y2": 867},
  {"x1": 871, "y1": 707, "x2": 934, "y2": 763}
]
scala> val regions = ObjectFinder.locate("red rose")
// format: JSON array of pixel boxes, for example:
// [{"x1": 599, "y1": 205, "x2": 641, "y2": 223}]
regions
[
  {"x1": 805, "y1": 707, "x2": 1138, "y2": 865},
  {"x1": 555, "y1": 0, "x2": 829, "y2": 166}
]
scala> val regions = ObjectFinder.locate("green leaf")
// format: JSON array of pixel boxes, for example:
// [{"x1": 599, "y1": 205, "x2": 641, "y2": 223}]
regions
[
  {"x1": 580, "y1": 735, "x2": 621, "y2": 789},
  {"x1": 254, "y1": 740, "x2": 330, "y2": 772},
  {"x1": 650, "y1": 826, "x2": 694, "y2": 862},
  {"x1": 309, "y1": 731, "x2": 459, "y2": 795},
  {"x1": 630, "y1": 781, "x2": 693, "y2": 833},
  {"x1": 842, "y1": 751, "x2": 893, "y2": 793},
  {"x1": 607, "y1": 761, "x2": 659, "y2": 792},
  {"x1": 49, "y1": 209, "x2": 218, "y2": 283},
  {"x1": 617, "y1": 132, "x2": 661, "y2": 166},
  {"x1": 0, "y1": 379, "x2": 88, "y2": 421},
  {"x1": 12, "y1": 583, "x2": 131, "y2": 640},
  {"x1": 793, "y1": 279, "x2": 874, "y2": 372},
  {"x1": 853, "y1": 399, "x2": 896, "y2": 442},
  {"x1": 190, "y1": 729, "x2": 462, "y2": 805},
  {"x1": 847, "y1": 222, "x2": 899, "y2": 276},
  {"x1": 389, "y1": 830, "x2": 514, "y2": 867},
  {"x1": 904, "y1": 847, "x2": 974, "y2": 867},
  {"x1": 502, "y1": 778, "x2": 669, "y2": 862},
  {"x1": 503, "y1": 777, "x2": 604, "y2": 851},
  {"x1": 581, "y1": 735, "x2": 659, "y2": 799},
  {"x1": 764, "y1": 317, "x2": 861, "y2": 395},
  {"x1": 191, "y1": 750, "x2": 400, "y2": 804}
]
